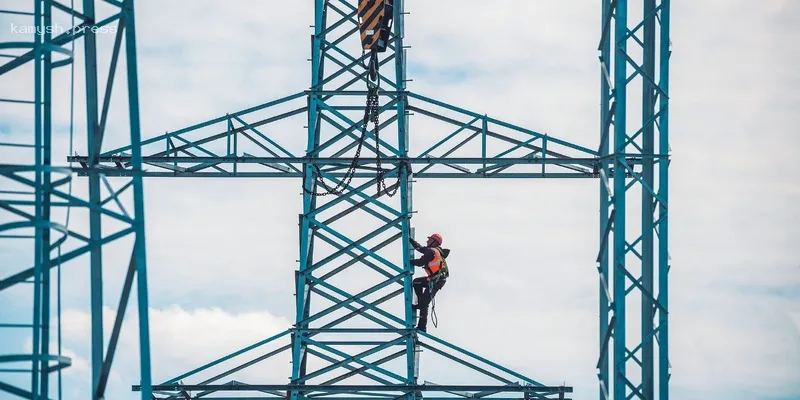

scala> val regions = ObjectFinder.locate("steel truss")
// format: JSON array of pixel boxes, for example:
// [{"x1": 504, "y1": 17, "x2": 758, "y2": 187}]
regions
[
  {"x1": 5, "y1": 0, "x2": 671, "y2": 399},
  {"x1": 596, "y1": 0, "x2": 671, "y2": 399},
  {"x1": 112, "y1": 1, "x2": 587, "y2": 399},
  {"x1": 0, "y1": 1, "x2": 152, "y2": 399}
]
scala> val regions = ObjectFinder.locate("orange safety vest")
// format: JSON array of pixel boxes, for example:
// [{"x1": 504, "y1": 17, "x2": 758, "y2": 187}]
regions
[{"x1": 424, "y1": 247, "x2": 448, "y2": 281}]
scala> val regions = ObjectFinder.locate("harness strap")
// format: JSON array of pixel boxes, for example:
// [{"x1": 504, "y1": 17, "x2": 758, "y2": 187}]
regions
[{"x1": 431, "y1": 295, "x2": 438, "y2": 328}]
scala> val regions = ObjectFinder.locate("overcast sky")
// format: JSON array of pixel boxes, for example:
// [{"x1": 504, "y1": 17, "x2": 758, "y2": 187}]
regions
[{"x1": 1, "y1": 1, "x2": 799, "y2": 399}]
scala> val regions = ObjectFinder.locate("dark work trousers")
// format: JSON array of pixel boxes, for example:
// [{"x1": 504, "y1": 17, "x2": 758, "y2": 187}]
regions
[{"x1": 412, "y1": 276, "x2": 446, "y2": 331}]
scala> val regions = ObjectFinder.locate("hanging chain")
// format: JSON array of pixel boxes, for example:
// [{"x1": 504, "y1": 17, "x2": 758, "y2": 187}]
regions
[
  {"x1": 301, "y1": 92, "x2": 371, "y2": 196},
  {"x1": 303, "y1": 48, "x2": 403, "y2": 197},
  {"x1": 374, "y1": 91, "x2": 400, "y2": 197},
  {"x1": 368, "y1": 48, "x2": 402, "y2": 197}
]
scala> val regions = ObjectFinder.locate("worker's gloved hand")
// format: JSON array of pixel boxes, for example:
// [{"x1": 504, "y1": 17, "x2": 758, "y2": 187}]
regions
[{"x1": 409, "y1": 238, "x2": 420, "y2": 249}]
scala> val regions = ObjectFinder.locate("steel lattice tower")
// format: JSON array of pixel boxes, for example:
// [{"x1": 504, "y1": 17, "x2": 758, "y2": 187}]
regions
[
  {"x1": 3, "y1": 0, "x2": 671, "y2": 399},
  {"x1": 0, "y1": 1, "x2": 152, "y2": 399},
  {"x1": 597, "y1": 1, "x2": 671, "y2": 398}
]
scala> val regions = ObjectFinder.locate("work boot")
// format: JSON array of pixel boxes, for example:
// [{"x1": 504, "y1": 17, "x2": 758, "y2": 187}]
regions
[{"x1": 417, "y1": 313, "x2": 427, "y2": 332}]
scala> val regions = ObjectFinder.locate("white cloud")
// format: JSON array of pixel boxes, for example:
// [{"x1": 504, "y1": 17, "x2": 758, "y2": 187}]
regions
[
  {"x1": 20, "y1": 336, "x2": 91, "y2": 380},
  {"x1": 789, "y1": 311, "x2": 800, "y2": 335},
  {"x1": 55, "y1": 305, "x2": 293, "y2": 398}
]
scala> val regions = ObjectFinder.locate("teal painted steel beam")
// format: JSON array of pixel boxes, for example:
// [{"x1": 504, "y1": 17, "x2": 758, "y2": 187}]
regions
[
  {"x1": 640, "y1": 1, "x2": 656, "y2": 397},
  {"x1": 597, "y1": 1, "x2": 612, "y2": 399},
  {"x1": 122, "y1": 0, "x2": 153, "y2": 397},
  {"x1": 39, "y1": 1, "x2": 54, "y2": 396},
  {"x1": 67, "y1": 171, "x2": 604, "y2": 179},
  {"x1": 393, "y1": 3, "x2": 416, "y2": 387},
  {"x1": 292, "y1": 1, "x2": 327, "y2": 396},
  {"x1": 611, "y1": 3, "x2": 628, "y2": 399},
  {"x1": 657, "y1": 2, "x2": 671, "y2": 399},
  {"x1": 0, "y1": 1, "x2": 152, "y2": 399},
  {"x1": 81, "y1": 2, "x2": 106, "y2": 399},
  {"x1": 31, "y1": 0, "x2": 45, "y2": 397},
  {"x1": 69, "y1": 156, "x2": 614, "y2": 165},
  {"x1": 134, "y1": 384, "x2": 573, "y2": 394}
]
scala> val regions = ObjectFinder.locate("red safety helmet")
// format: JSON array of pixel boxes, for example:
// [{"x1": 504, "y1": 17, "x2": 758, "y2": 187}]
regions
[{"x1": 427, "y1": 233, "x2": 442, "y2": 246}]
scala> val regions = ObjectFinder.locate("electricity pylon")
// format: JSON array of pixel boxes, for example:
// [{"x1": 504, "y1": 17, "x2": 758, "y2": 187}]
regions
[{"x1": 59, "y1": 0, "x2": 670, "y2": 399}]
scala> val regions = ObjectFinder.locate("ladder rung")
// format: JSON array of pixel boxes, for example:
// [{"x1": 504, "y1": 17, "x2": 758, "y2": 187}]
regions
[
  {"x1": 0, "y1": 10, "x2": 34, "y2": 16},
  {"x1": 0, "y1": 98, "x2": 35, "y2": 104},
  {"x1": 0, "y1": 142, "x2": 35, "y2": 148},
  {"x1": 0, "y1": 190, "x2": 35, "y2": 195},
  {"x1": 0, "y1": 323, "x2": 33, "y2": 328}
]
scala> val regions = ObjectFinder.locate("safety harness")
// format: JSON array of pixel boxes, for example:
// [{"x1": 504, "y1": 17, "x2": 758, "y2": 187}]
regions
[
  {"x1": 424, "y1": 246, "x2": 449, "y2": 328},
  {"x1": 424, "y1": 246, "x2": 449, "y2": 283}
]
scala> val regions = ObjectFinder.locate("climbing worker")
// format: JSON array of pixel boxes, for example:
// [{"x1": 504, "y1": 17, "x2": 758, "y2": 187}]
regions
[{"x1": 409, "y1": 233, "x2": 450, "y2": 332}]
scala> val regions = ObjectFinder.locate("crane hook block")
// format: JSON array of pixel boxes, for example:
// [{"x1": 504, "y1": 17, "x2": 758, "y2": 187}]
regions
[{"x1": 358, "y1": 0, "x2": 394, "y2": 53}]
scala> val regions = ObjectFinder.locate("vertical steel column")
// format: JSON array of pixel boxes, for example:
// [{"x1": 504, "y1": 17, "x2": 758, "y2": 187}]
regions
[
  {"x1": 657, "y1": 1, "x2": 671, "y2": 398},
  {"x1": 602, "y1": 0, "x2": 671, "y2": 398},
  {"x1": 640, "y1": 1, "x2": 656, "y2": 398},
  {"x1": 611, "y1": 1, "x2": 627, "y2": 399},
  {"x1": 31, "y1": 0, "x2": 44, "y2": 397},
  {"x1": 293, "y1": 1, "x2": 327, "y2": 396},
  {"x1": 598, "y1": 0, "x2": 612, "y2": 398},
  {"x1": 393, "y1": 0, "x2": 416, "y2": 389},
  {"x1": 123, "y1": 0, "x2": 154, "y2": 398},
  {"x1": 81, "y1": 1, "x2": 104, "y2": 396},
  {"x1": 40, "y1": 0, "x2": 54, "y2": 396}
]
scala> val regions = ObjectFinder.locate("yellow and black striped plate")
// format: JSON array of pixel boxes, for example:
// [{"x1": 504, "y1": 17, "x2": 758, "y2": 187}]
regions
[{"x1": 358, "y1": 0, "x2": 388, "y2": 50}]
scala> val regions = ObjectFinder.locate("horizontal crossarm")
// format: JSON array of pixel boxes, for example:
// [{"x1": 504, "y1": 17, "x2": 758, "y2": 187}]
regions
[
  {"x1": 67, "y1": 90, "x2": 616, "y2": 179},
  {"x1": 134, "y1": 384, "x2": 573, "y2": 399}
]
